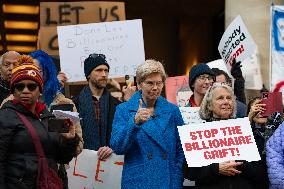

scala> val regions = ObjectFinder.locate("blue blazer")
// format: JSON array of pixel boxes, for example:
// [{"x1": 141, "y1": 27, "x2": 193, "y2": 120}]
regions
[{"x1": 110, "y1": 91, "x2": 185, "y2": 189}]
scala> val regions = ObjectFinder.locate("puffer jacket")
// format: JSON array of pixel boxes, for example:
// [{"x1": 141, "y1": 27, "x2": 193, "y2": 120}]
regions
[
  {"x1": 266, "y1": 122, "x2": 284, "y2": 188},
  {"x1": 0, "y1": 101, "x2": 79, "y2": 189}
]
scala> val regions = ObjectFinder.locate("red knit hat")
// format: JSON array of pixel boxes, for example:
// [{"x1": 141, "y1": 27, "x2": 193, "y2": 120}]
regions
[{"x1": 10, "y1": 63, "x2": 44, "y2": 93}]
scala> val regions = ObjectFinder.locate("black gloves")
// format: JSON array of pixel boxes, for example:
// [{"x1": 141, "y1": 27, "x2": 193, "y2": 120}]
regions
[{"x1": 231, "y1": 59, "x2": 243, "y2": 79}]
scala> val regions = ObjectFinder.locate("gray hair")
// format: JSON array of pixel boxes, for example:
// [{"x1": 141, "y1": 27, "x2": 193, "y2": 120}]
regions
[
  {"x1": 199, "y1": 82, "x2": 236, "y2": 120},
  {"x1": 0, "y1": 51, "x2": 20, "y2": 65},
  {"x1": 136, "y1": 59, "x2": 167, "y2": 84}
]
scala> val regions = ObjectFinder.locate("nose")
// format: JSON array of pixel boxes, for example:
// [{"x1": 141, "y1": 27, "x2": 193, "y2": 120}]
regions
[
  {"x1": 8, "y1": 63, "x2": 14, "y2": 70},
  {"x1": 101, "y1": 70, "x2": 107, "y2": 77}
]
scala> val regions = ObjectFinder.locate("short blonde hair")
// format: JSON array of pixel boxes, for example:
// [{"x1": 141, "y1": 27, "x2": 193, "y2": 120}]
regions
[
  {"x1": 199, "y1": 82, "x2": 236, "y2": 120},
  {"x1": 136, "y1": 59, "x2": 167, "y2": 84}
]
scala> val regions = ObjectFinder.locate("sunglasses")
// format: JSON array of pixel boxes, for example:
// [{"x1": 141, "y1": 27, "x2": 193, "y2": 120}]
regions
[{"x1": 14, "y1": 83, "x2": 38, "y2": 92}]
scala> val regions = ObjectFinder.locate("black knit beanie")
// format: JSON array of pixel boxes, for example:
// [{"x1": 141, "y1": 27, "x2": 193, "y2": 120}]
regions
[
  {"x1": 84, "y1": 53, "x2": 110, "y2": 79},
  {"x1": 188, "y1": 63, "x2": 214, "y2": 91}
]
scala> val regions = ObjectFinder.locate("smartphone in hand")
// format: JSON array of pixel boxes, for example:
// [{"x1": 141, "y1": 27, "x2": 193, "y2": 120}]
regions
[
  {"x1": 261, "y1": 92, "x2": 283, "y2": 117},
  {"x1": 48, "y1": 118, "x2": 69, "y2": 133},
  {"x1": 125, "y1": 75, "x2": 136, "y2": 87}
]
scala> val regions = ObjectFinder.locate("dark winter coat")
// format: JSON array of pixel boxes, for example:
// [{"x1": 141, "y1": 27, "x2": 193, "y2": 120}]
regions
[
  {"x1": 0, "y1": 101, "x2": 79, "y2": 189},
  {"x1": 0, "y1": 77, "x2": 10, "y2": 105},
  {"x1": 74, "y1": 86, "x2": 120, "y2": 150}
]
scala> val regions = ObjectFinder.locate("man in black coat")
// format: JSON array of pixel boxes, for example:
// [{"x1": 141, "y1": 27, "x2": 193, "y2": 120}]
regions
[
  {"x1": 74, "y1": 53, "x2": 120, "y2": 160},
  {"x1": 0, "y1": 51, "x2": 20, "y2": 104}
]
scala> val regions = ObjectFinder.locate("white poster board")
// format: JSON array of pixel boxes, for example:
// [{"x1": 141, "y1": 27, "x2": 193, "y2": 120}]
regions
[
  {"x1": 57, "y1": 19, "x2": 145, "y2": 82},
  {"x1": 218, "y1": 15, "x2": 256, "y2": 71},
  {"x1": 67, "y1": 149, "x2": 124, "y2": 189},
  {"x1": 179, "y1": 107, "x2": 205, "y2": 124},
  {"x1": 241, "y1": 49, "x2": 263, "y2": 90},
  {"x1": 207, "y1": 59, "x2": 231, "y2": 76},
  {"x1": 178, "y1": 117, "x2": 260, "y2": 167},
  {"x1": 207, "y1": 56, "x2": 263, "y2": 90}
]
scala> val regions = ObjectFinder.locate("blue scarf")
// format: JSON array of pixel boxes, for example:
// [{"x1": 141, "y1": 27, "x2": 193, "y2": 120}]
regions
[{"x1": 78, "y1": 86, "x2": 110, "y2": 150}]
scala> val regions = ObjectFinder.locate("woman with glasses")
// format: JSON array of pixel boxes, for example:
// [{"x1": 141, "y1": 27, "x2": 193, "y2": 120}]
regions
[
  {"x1": 185, "y1": 83, "x2": 268, "y2": 189},
  {"x1": 187, "y1": 63, "x2": 215, "y2": 107},
  {"x1": 110, "y1": 59, "x2": 185, "y2": 189},
  {"x1": 0, "y1": 61, "x2": 79, "y2": 189}
]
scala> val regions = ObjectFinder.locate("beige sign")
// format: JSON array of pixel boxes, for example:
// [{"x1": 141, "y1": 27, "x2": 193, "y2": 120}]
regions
[
  {"x1": 40, "y1": 1, "x2": 125, "y2": 26},
  {"x1": 38, "y1": 1, "x2": 125, "y2": 55}
]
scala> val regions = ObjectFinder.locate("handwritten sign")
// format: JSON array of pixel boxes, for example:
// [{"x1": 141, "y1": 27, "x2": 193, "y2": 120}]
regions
[
  {"x1": 67, "y1": 149, "x2": 124, "y2": 189},
  {"x1": 165, "y1": 76, "x2": 192, "y2": 106},
  {"x1": 218, "y1": 15, "x2": 256, "y2": 71},
  {"x1": 40, "y1": 1, "x2": 125, "y2": 26},
  {"x1": 178, "y1": 117, "x2": 260, "y2": 167},
  {"x1": 179, "y1": 107, "x2": 205, "y2": 124},
  {"x1": 38, "y1": 1, "x2": 125, "y2": 55},
  {"x1": 57, "y1": 19, "x2": 145, "y2": 82}
]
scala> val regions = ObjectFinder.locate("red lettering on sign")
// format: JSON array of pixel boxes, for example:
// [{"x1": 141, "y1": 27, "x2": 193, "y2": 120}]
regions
[
  {"x1": 73, "y1": 157, "x2": 88, "y2": 178},
  {"x1": 95, "y1": 159, "x2": 106, "y2": 183}
]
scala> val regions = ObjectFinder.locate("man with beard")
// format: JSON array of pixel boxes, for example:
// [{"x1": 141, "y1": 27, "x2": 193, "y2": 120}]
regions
[
  {"x1": 74, "y1": 53, "x2": 120, "y2": 160},
  {"x1": 0, "y1": 51, "x2": 20, "y2": 104}
]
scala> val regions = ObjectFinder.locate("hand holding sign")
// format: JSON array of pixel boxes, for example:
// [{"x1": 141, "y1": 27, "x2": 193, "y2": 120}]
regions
[
  {"x1": 230, "y1": 59, "x2": 243, "y2": 79},
  {"x1": 135, "y1": 99, "x2": 151, "y2": 125},
  {"x1": 219, "y1": 160, "x2": 243, "y2": 176},
  {"x1": 97, "y1": 146, "x2": 113, "y2": 160}
]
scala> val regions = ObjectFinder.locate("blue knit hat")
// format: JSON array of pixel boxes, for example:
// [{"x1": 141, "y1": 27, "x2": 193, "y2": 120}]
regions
[
  {"x1": 189, "y1": 63, "x2": 214, "y2": 91},
  {"x1": 84, "y1": 53, "x2": 110, "y2": 79}
]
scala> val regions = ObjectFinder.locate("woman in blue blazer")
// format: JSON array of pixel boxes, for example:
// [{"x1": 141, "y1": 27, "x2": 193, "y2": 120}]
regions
[{"x1": 110, "y1": 59, "x2": 185, "y2": 189}]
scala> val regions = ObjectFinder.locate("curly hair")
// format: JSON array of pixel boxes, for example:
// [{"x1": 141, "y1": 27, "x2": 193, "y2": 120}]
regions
[
  {"x1": 30, "y1": 50, "x2": 60, "y2": 106},
  {"x1": 199, "y1": 82, "x2": 236, "y2": 120},
  {"x1": 136, "y1": 59, "x2": 167, "y2": 84}
]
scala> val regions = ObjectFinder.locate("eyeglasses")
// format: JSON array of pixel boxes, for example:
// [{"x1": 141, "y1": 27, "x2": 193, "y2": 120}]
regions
[
  {"x1": 197, "y1": 75, "x2": 214, "y2": 82},
  {"x1": 143, "y1": 81, "x2": 164, "y2": 88},
  {"x1": 14, "y1": 83, "x2": 38, "y2": 92}
]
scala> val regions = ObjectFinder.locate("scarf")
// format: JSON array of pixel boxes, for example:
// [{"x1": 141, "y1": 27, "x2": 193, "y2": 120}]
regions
[{"x1": 78, "y1": 86, "x2": 110, "y2": 150}]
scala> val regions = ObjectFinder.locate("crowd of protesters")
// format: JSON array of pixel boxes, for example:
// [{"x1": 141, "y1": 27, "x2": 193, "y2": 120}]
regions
[{"x1": 0, "y1": 49, "x2": 283, "y2": 189}]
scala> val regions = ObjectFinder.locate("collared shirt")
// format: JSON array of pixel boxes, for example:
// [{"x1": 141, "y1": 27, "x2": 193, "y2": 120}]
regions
[
  {"x1": 187, "y1": 94, "x2": 198, "y2": 107},
  {"x1": 92, "y1": 96, "x2": 102, "y2": 146}
]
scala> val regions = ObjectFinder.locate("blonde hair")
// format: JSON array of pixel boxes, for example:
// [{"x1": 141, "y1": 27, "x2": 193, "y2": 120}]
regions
[
  {"x1": 199, "y1": 82, "x2": 236, "y2": 120},
  {"x1": 136, "y1": 59, "x2": 167, "y2": 84}
]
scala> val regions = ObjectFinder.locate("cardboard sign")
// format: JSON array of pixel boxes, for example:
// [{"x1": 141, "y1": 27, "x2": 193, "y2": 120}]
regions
[
  {"x1": 67, "y1": 149, "x2": 124, "y2": 189},
  {"x1": 218, "y1": 15, "x2": 256, "y2": 71},
  {"x1": 38, "y1": 1, "x2": 126, "y2": 55},
  {"x1": 178, "y1": 117, "x2": 261, "y2": 167},
  {"x1": 38, "y1": 26, "x2": 58, "y2": 55},
  {"x1": 57, "y1": 19, "x2": 145, "y2": 82},
  {"x1": 165, "y1": 76, "x2": 192, "y2": 106},
  {"x1": 40, "y1": 1, "x2": 125, "y2": 26},
  {"x1": 179, "y1": 107, "x2": 205, "y2": 125}
]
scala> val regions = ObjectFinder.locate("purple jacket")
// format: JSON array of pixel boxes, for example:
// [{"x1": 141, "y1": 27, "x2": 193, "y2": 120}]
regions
[{"x1": 266, "y1": 122, "x2": 284, "y2": 188}]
